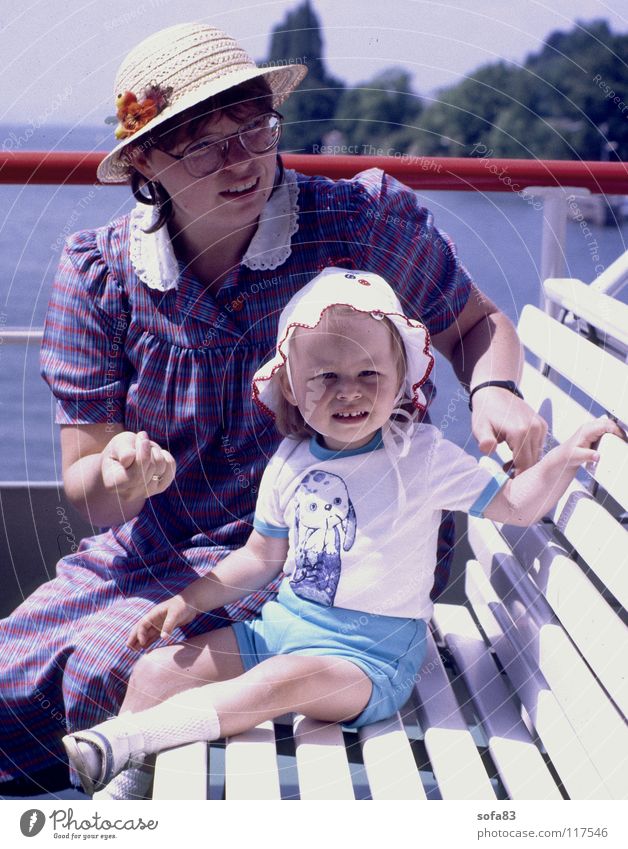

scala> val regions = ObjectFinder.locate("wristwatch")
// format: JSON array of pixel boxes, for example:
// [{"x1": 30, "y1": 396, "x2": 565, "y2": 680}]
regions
[{"x1": 468, "y1": 380, "x2": 524, "y2": 411}]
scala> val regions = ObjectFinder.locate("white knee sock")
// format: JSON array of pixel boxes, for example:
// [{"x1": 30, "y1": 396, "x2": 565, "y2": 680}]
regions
[
  {"x1": 93, "y1": 763, "x2": 153, "y2": 801},
  {"x1": 129, "y1": 685, "x2": 222, "y2": 753},
  {"x1": 99, "y1": 685, "x2": 221, "y2": 756},
  {"x1": 74, "y1": 685, "x2": 222, "y2": 788}
]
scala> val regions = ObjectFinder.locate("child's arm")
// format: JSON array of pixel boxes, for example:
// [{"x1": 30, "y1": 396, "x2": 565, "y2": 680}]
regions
[
  {"x1": 127, "y1": 530, "x2": 288, "y2": 650},
  {"x1": 483, "y1": 416, "x2": 625, "y2": 526}
]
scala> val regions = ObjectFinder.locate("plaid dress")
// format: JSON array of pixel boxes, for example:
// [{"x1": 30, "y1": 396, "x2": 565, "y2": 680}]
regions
[{"x1": 0, "y1": 168, "x2": 472, "y2": 785}]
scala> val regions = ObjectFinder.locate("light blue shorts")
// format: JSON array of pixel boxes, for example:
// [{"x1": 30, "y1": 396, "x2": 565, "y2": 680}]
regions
[{"x1": 232, "y1": 581, "x2": 427, "y2": 728}]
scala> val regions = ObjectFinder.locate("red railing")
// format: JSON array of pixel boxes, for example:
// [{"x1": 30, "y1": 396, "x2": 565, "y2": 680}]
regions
[{"x1": 1, "y1": 151, "x2": 627, "y2": 193}]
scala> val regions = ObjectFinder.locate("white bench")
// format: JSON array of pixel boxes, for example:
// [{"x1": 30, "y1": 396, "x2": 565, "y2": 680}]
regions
[{"x1": 148, "y1": 277, "x2": 628, "y2": 800}]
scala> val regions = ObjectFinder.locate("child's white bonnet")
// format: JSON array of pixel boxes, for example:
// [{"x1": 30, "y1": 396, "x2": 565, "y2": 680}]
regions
[{"x1": 252, "y1": 267, "x2": 434, "y2": 418}]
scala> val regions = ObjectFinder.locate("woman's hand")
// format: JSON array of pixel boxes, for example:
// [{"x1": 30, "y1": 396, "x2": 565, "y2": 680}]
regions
[
  {"x1": 431, "y1": 285, "x2": 545, "y2": 474},
  {"x1": 127, "y1": 594, "x2": 198, "y2": 651},
  {"x1": 470, "y1": 387, "x2": 548, "y2": 474},
  {"x1": 101, "y1": 430, "x2": 176, "y2": 499}
]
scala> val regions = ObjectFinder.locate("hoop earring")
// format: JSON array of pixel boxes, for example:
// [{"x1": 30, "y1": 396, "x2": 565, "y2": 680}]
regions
[
  {"x1": 270, "y1": 154, "x2": 285, "y2": 198},
  {"x1": 146, "y1": 180, "x2": 162, "y2": 207},
  {"x1": 131, "y1": 172, "x2": 174, "y2": 233}
]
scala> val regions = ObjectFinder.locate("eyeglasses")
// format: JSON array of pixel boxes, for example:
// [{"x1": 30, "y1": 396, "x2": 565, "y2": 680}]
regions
[{"x1": 158, "y1": 112, "x2": 283, "y2": 177}]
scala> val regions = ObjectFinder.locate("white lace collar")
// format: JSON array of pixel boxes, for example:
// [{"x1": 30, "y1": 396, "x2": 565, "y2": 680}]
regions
[{"x1": 128, "y1": 169, "x2": 300, "y2": 292}]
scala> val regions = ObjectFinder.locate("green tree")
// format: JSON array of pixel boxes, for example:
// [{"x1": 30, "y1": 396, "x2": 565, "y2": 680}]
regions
[
  {"x1": 333, "y1": 69, "x2": 423, "y2": 154},
  {"x1": 417, "y1": 62, "x2": 521, "y2": 156},
  {"x1": 266, "y1": 0, "x2": 345, "y2": 153},
  {"x1": 485, "y1": 104, "x2": 574, "y2": 159},
  {"x1": 417, "y1": 19, "x2": 628, "y2": 160},
  {"x1": 503, "y1": 19, "x2": 628, "y2": 159}
]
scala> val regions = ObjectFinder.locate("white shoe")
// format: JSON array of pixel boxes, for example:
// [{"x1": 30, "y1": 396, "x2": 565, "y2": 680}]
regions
[{"x1": 62, "y1": 725, "x2": 145, "y2": 795}]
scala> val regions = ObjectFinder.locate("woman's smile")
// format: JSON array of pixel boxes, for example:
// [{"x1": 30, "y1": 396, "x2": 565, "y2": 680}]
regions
[{"x1": 219, "y1": 176, "x2": 260, "y2": 197}]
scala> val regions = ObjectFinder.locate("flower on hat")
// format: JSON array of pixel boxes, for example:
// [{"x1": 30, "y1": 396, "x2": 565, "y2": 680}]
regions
[
  {"x1": 114, "y1": 83, "x2": 172, "y2": 140},
  {"x1": 97, "y1": 23, "x2": 308, "y2": 183}
]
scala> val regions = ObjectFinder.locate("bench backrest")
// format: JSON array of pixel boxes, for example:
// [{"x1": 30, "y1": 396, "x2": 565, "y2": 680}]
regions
[{"x1": 456, "y1": 278, "x2": 628, "y2": 800}]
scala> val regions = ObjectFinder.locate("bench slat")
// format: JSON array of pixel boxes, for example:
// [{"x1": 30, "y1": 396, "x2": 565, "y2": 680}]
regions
[
  {"x1": 538, "y1": 624, "x2": 628, "y2": 800},
  {"x1": 432, "y1": 603, "x2": 562, "y2": 800},
  {"x1": 500, "y1": 523, "x2": 628, "y2": 715},
  {"x1": 152, "y1": 742, "x2": 207, "y2": 800},
  {"x1": 358, "y1": 713, "x2": 427, "y2": 799},
  {"x1": 488, "y1": 432, "x2": 628, "y2": 609},
  {"x1": 468, "y1": 521, "x2": 628, "y2": 799},
  {"x1": 466, "y1": 559, "x2": 612, "y2": 799},
  {"x1": 423, "y1": 727, "x2": 496, "y2": 800},
  {"x1": 552, "y1": 482, "x2": 628, "y2": 608},
  {"x1": 225, "y1": 721, "x2": 281, "y2": 800},
  {"x1": 293, "y1": 714, "x2": 355, "y2": 799},
  {"x1": 500, "y1": 366, "x2": 628, "y2": 507},
  {"x1": 593, "y1": 432, "x2": 628, "y2": 507},
  {"x1": 518, "y1": 305, "x2": 628, "y2": 425},
  {"x1": 520, "y1": 361, "x2": 593, "y2": 435},
  {"x1": 413, "y1": 632, "x2": 496, "y2": 799},
  {"x1": 589, "y1": 248, "x2": 628, "y2": 295},
  {"x1": 413, "y1": 631, "x2": 468, "y2": 731},
  {"x1": 543, "y1": 277, "x2": 628, "y2": 348}
]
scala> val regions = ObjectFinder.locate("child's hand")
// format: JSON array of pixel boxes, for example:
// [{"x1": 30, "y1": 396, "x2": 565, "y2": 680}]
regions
[
  {"x1": 127, "y1": 595, "x2": 197, "y2": 651},
  {"x1": 558, "y1": 416, "x2": 625, "y2": 468}
]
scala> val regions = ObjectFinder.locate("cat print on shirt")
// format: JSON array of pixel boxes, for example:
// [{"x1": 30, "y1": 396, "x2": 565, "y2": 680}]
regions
[{"x1": 290, "y1": 470, "x2": 357, "y2": 606}]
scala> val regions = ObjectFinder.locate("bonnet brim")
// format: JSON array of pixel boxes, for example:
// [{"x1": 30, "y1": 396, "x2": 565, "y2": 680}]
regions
[{"x1": 252, "y1": 267, "x2": 434, "y2": 419}]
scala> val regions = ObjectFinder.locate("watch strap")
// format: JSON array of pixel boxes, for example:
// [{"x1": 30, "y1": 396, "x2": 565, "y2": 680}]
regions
[{"x1": 468, "y1": 380, "x2": 524, "y2": 411}]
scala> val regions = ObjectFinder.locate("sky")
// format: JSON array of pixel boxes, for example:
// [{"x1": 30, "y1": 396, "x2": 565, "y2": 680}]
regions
[{"x1": 1, "y1": 0, "x2": 627, "y2": 130}]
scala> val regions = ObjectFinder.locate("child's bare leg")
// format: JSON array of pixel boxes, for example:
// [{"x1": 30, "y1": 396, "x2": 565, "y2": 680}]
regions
[
  {"x1": 64, "y1": 653, "x2": 371, "y2": 792},
  {"x1": 67, "y1": 626, "x2": 244, "y2": 797},
  {"x1": 121, "y1": 625, "x2": 245, "y2": 713},
  {"x1": 203, "y1": 653, "x2": 372, "y2": 736}
]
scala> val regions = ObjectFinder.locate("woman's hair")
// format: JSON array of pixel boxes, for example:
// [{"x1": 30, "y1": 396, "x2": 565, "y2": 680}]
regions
[
  {"x1": 274, "y1": 307, "x2": 409, "y2": 439},
  {"x1": 127, "y1": 76, "x2": 277, "y2": 232}
]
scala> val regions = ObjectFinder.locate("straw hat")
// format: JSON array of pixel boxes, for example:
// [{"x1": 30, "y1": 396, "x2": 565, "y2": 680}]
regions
[
  {"x1": 97, "y1": 22, "x2": 308, "y2": 184},
  {"x1": 252, "y1": 267, "x2": 434, "y2": 419}
]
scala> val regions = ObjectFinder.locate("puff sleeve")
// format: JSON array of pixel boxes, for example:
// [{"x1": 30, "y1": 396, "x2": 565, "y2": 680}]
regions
[
  {"x1": 349, "y1": 168, "x2": 473, "y2": 335},
  {"x1": 40, "y1": 228, "x2": 132, "y2": 425}
]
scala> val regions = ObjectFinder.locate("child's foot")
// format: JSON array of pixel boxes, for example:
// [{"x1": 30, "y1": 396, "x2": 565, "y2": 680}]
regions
[{"x1": 62, "y1": 723, "x2": 145, "y2": 795}]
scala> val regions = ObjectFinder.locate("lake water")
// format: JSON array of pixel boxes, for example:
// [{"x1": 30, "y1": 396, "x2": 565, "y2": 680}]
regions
[{"x1": 1, "y1": 125, "x2": 627, "y2": 480}]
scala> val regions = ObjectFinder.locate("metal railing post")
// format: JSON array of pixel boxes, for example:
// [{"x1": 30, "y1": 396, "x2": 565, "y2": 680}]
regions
[{"x1": 525, "y1": 186, "x2": 594, "y2": 319}]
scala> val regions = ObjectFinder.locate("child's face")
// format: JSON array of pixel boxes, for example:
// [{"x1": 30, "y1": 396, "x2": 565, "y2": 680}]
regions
[{"x1": 281, "y1": 312, "x2": 403, "y2": 450}]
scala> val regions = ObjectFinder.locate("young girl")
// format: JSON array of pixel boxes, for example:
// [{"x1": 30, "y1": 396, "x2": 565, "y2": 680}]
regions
[{"x1": 62, "y1": 267, "x2": 621, "y2": 798}]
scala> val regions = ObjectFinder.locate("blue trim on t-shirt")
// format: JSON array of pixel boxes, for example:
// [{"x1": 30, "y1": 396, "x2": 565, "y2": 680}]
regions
[
  {"x1": 468, "y1": 472, "x2": 510, "y2": 518},
  {"x1": 253, "y1": 517, "x2": 289, "y2": 538},
  {"x1": 309, "y1": 428, "x2": 384, "y2": 460}
]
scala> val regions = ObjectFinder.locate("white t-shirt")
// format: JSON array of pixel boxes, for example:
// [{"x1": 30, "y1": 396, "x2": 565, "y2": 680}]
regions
[{"x1": 254, "y1": 425, "x2": 507, "y2": 621}]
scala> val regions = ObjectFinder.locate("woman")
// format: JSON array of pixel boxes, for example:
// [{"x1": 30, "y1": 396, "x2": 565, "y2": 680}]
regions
[{"x1": 0, "y1": 22, "x2": 545, "y2": 794}]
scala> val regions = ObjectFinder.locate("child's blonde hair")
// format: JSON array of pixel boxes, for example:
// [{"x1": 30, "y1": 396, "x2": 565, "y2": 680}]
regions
[{"x1": 274, "y1": 306, "x2": 408, "y2": 439}]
